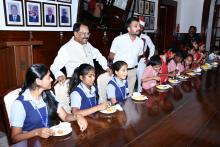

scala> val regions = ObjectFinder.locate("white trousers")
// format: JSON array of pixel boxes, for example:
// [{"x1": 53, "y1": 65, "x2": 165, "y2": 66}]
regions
[{"x1": 137, "y1": 58, "x2": 146, "y2": 92}]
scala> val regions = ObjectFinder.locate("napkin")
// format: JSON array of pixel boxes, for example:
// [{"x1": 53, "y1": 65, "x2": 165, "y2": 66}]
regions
[{"x1": 113, "y1": 104, "x2": 123, "y2": 111}]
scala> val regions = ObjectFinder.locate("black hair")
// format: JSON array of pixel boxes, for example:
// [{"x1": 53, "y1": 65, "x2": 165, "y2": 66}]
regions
[
  {"x1": 189, "y1": 25, "x2": 197, "y2": 32},
  {"x1": 148, "y1": 55, "x2": 162, "y2": 66},
  {"x1": 19, "y1": 64, "x2": 59, "y2": 127},
  {"x1": 175, "y1": 50, "x2": 184, "y2": 58},
  {"x1": 68, "y1": 64, "x2": 95, "y2": 95},
  {"x1": 72, "y1": 22, "x2": 88, "y2": 32},
  {"x1": 112, "y1": 61, "x2": 128, "y2": 75},
  {"x1": 125, "y1": 17, "x2": 139, "y2": 28}
]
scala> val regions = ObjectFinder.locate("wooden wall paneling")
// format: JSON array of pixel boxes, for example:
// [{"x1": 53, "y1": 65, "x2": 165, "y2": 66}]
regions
[
  {"x1": 14, "y1": 45, "x2": 33, "y2": 86},
  {"x1": 32, "y1": 32, "x2": 61, "y2": 67},
  {"x1": 0, "y1": 47, "x2": 17, "y2": 94}
]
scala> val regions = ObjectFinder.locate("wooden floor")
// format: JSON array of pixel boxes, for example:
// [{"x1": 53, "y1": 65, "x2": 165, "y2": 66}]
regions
[{"x1": 11, "y1": 67, "x2": 220, "y2": 147}]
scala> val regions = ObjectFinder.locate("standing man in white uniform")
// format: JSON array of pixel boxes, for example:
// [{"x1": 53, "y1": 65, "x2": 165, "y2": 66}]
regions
[
  {"x1": 50, "y1": 22, "x2": 111, "y2": 83},
  {"x1": 137, "y1": 16, "x2": 155, "y2": 92},
  {"x1": 109, "y1": 17, "x2": 144, "y2": 95}
]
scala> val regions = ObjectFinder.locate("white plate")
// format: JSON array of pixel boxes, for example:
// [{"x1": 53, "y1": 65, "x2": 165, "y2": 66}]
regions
[
  {"x1": 177, "y1": 75, "x2": 189, "y2": 80},
  {"x1": 156, "y1": 85, "x2": 171, "y2": 90},
  {"x1": 100, "y1": 106, "x2": 117, "y2": 114},
  {"x1": 168, "y1": 79, "x2": 180, "y2": 84},
  {"x1": 50, "y1": 122, "x2": 72, "y2": 136},
  {"x1": 131, "y1": 95, "x2": 148, "y2": 101},
  {"x1": 187, "y1": 72, "x2": 196, "y2": 76}
]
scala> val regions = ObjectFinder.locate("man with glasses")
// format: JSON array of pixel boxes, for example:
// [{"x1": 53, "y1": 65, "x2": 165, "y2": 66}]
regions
[{"x1": 51, "y1": 22, "x2": 111, "y2": 83}]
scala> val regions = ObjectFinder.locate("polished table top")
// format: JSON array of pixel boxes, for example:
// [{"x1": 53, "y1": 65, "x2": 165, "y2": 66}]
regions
[{"x1": 12, "y1": 66, "x2": 220, "y2": 147}]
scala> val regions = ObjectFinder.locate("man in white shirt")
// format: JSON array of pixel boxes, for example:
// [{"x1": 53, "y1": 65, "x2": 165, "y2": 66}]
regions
[
  {"x1": 137, "y1": 16, "x2": 155, "y2": 92},
  {"x1": 109, "y1": 17, "x2": 144, "y2": 95},
  {"x1": 50, "y1": 23, "x2": 111, "y2": 83}
]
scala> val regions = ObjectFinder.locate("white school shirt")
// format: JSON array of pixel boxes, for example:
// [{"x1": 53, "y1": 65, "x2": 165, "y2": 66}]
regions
[
  {"x1": 208, "y1": 53, "x2": 220, "y2": 61},
  {"x1": 110, "y1": 33, "x2": 144, "y2": 68},
  {"x1": 50, "y1": 37, "x2": 108, "y2": 79},
  {"x1": 70, "y1": 82, "x2": 97, "y2": 109},
  {"x1": 10, "y1": 89, "x2": 62, "y2": 128}
]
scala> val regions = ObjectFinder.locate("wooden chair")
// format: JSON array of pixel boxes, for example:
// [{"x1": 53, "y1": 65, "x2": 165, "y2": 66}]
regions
[
  {"x1": 1, "y1": 88, "x2": 21, "y2": 144},
  {"x1": 97, "y1": 72, "x2": 112, "y2": 102},
  {"x1": 53, "y1": 78, "x2": 71, "y2": 113}
]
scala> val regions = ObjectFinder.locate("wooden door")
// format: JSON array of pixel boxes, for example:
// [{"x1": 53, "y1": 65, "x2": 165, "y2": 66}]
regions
[
  {"x1": 157, "y1": 0, "x2": 177, "y2": 54},
  {"x1": 211, "y1": 5, "x2": 220, "y2": 47}
]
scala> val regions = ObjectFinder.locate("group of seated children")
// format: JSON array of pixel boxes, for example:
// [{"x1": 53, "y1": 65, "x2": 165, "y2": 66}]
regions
[
  {"x1": 9, "y1": 42, "x2": 219, "y2": 143},
  {"x1": 141, "y1": 43, "x2": 220, "y2": 91}
]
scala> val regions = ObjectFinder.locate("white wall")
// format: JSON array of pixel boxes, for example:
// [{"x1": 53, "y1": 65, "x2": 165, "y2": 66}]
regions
[
  {"x1": 175, "y1": 0, "x2": 204, "y2": 33},
  {"x1": 0, "y1": 0, "x2": 78, "y2": 31}
]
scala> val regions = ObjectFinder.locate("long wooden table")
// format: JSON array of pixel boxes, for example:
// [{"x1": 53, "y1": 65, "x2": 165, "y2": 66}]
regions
[{"x1": 12, "y1": 66, "x2": 220, "y2": 147}]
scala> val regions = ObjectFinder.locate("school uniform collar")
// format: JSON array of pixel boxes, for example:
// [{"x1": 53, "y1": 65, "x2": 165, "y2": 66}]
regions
[
  {"x1": 79, "y1": 82, "x2": 96, "y2": 95},
  {"x1": 113, "y1": 76, "x2": 126, "y2": 86},
  {"x1": 22, "y1": 89, "x2": 44, "y2": 103}
]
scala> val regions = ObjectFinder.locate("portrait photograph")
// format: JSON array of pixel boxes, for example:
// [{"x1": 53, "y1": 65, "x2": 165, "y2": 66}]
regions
[
  {"x1": 25, "y1": 1, "x2": 41, "y2": 26},
  {"x1": 113, "y1": 0, "x2": 128, "y2": 10},
  {"x1": 149, "y1": 17, "x2": 154, "y2": 30},
  {"x1": 57, "y1": 0, "x2": 72, "y2": 3},
  {"x1": 150, "y1": 1, "x2": 155, "y2": 16},
  {"x1": 138, "y1": 0, "x2": 144, "y2": 14},
  {"x1": 144, "y1": 1, "x2": 150, "y2": 15},
  {"x1": 4, "y1": 0, "x2": 24, "y2": 26},
  {"x1": 43, "y1": 3, "x2": 57, "y2": 27},
  {"x1": 58, "y1": 4, "x2": 71, "y2": 27},
  {"x1": 145, "y1": 16, "x2": 150, "y2": 30}
]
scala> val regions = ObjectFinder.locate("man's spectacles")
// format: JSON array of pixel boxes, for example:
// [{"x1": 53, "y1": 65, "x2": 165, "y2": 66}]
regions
[{"x1": 78, "y1": 32, "x2": 91, "y2": 37}]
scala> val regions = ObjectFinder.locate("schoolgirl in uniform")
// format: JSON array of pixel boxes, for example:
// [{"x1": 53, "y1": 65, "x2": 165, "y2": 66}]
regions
[
  {"x1": 106, "y1": 61, "x2": 129, "y2": 104},
  {"x1": 69, "y1": 63, "x2": 108, "y2": 116},
  {"x1": 10, "y1": 64, "x2": 87, "y2": 143}
]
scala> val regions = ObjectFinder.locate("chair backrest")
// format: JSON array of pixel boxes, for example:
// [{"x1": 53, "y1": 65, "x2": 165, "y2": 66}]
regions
[
  {"x1": 4, "y1": 88, "x2": 21, "y2": 123},
  {"x1": 2, "y1": 88, "x2": 21, "y2": 142},
  {"x1": 53, "y1": 79, "x2": 71, "y2": 113},
  {"x1": 97, "y1": 72, "x2": 112, "y2": 102}
]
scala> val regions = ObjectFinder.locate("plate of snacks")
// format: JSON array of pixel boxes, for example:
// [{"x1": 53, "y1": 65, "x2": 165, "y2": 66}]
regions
[
  {"x1": 100, "y1": 106, "x2": 117, "y2": 114},
  {"x1": 50, "y1": 122, "x2": 72, "y2": 136},
  {"x1": 131, "y1": 93, "x2": 148, "y2": 101}
]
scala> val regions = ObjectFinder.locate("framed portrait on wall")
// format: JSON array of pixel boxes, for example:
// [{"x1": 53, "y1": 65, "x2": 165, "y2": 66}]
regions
[
  {"x1": 43, "y1": 3, "x2": 57, "y2": 27},
  {"x1": 58, "y1": 4, "x2": 71, "y2": 27},
  {"x1": 150, "y1": 1, "x2": 155, "y2": 16},
  {"x1": 149, "y1": 16, "x2": 154, "y2": 30},
  {"x1": 57, "y1": 0, "x2": 72, "y2": 4},
  {"x1": 113, "y1": 0, "x2": 128, "y2": 10},
  {"x1": 144, "y1": 1, "x2": 150, "y2": 15},
  {"x1": 25, "y1": 1, "x2": 41, "y2": 26},
  {"x1": 4, "y1": 0, "x2": 24, "y2": 26},
  {"x1": 145, "y1": 16, "x2": 150, "y2": 30},
  {"x1": 138, "y1": 0, "x2": 144, "y2": 14}
]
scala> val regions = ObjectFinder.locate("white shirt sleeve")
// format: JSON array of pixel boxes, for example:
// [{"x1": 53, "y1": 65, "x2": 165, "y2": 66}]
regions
[
  {"x1": 10, "y1": 100, "x2": 26, "y2": 128},
  {"x1": 145, "y1": 35, "x2": 155, "y2": 59},
  {"x1": 110, "y1": 37, "x2": 119, "y2": 54},
  {"x1": 50, "y1": 46, "x2": 69, "y2": 79},
  {"x1": 106, "y1": 84, "x2": 116, "y2": 99},
  {"x1": 89, "y1": 43, "x2": 108, "y2": 70},
  {"x1": 70, "y1": 91, "x2": 82, "y2": 108}
]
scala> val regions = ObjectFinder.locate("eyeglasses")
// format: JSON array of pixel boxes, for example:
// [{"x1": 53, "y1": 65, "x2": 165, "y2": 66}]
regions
[{"x1": 78, "y1": 32, "x2": 91, "y2": 37}]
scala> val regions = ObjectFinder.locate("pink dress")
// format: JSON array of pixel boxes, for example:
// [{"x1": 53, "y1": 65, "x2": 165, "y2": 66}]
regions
[
  {"x1": 168, "y1": 59, "x2": 176, "y2": 72},
  {"x1": 142, "y1": 65, "x2": 158, "y2": 90}
]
